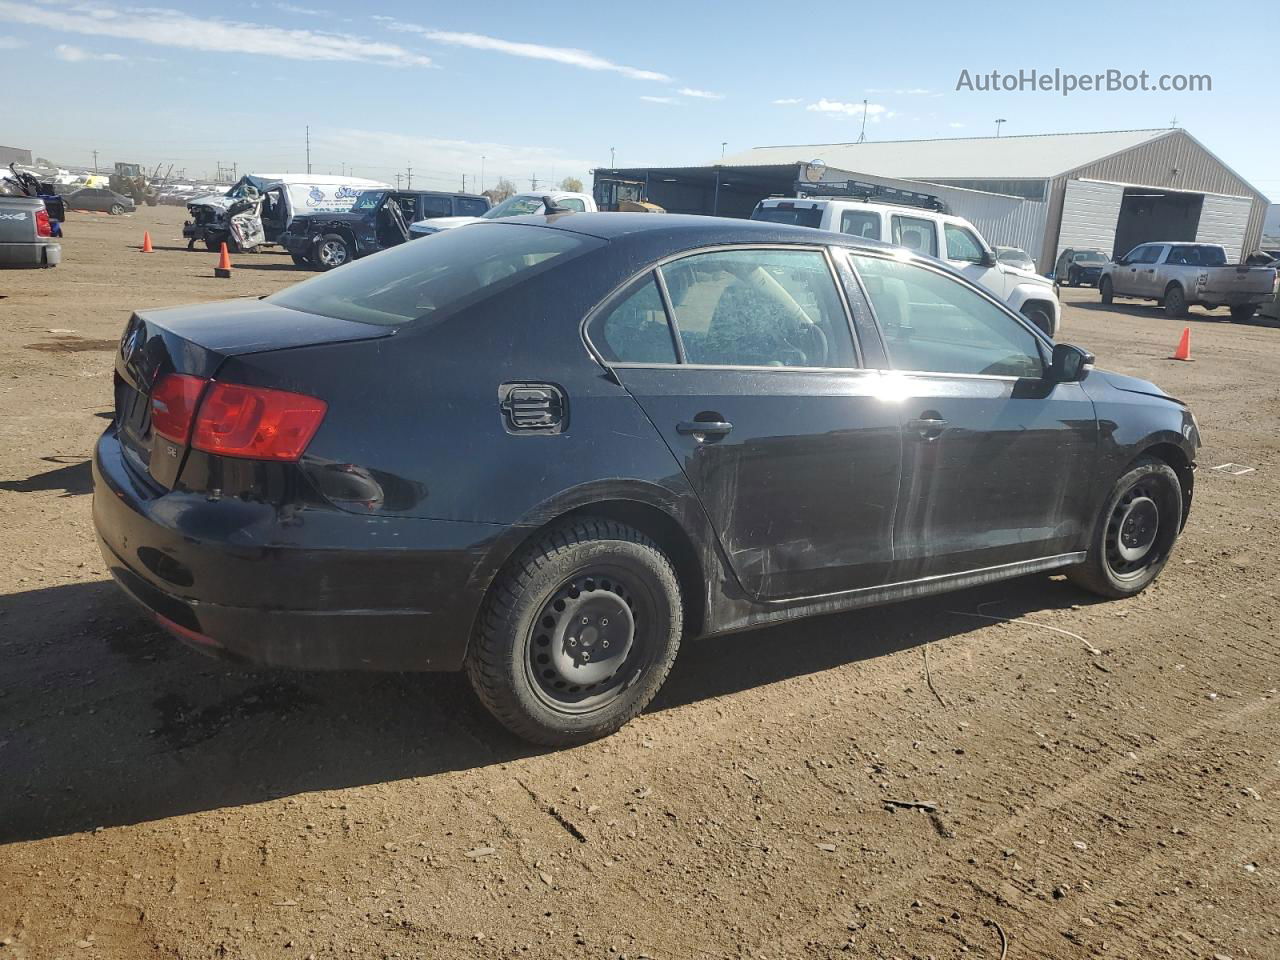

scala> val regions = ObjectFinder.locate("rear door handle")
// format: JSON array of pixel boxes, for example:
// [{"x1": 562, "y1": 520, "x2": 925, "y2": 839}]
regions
[
  {"x1": 677, "y1": 420, "x2": 733, "y2": 437},
  {"x1": 908, "y1": 416, "x2": 948, "y2": 439}
]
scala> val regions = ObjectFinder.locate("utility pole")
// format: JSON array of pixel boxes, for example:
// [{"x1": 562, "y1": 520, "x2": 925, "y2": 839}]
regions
[
  {"x1": 232, "y1": 162, "x2": 237, "y2": 181},
  {"x1": 480, "y1": 155, "x2": 486, "y2": 192},
  {"x1": 305, "y1": 125, "x2": 312, "y2": 174},
  {"x1": 395, "y1": 173, "x2": 403, "y2": 189},
  {"x1": 461, "y1": 174, "x2": 467, "y2": 192},
  {"x1": 407, "y1": 165, "x2": 412, "y2": 189},
  {"x1": 92, "y1": 149, "x2": 98, "y2": 173},
  {"x1": 531, "y1": 173, "x2": 538, "y2": 190},
  {"x1": 609, "y1": 146, "x2": 615, "y2": 167},
  {"x1": 995, "y1": 118, "x2": 1007, "y2": 137},
  {"x1": 721, "y1": 141, "x2": 727, "y2": 160},
  {"x1": 858, "y1": 100, "x2": 869, "y2": 143}
]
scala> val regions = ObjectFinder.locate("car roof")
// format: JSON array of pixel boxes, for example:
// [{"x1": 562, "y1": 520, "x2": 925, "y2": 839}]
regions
[{"x1": 502, "y1": 211, "x2": 893, "y2": 247}]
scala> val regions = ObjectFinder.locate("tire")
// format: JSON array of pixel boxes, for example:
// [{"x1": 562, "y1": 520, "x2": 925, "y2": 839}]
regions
[
  {"x1": 1230, "y1": 304, "x2": 1256, "y2": 322},
  {"x1": 1099, "y1": 276, "x2": 1113, "y2": 305},
  {"x1": 1164, "y1": 284, "x2": 1188, "y2": 318},
  {"x1": 1066, "y1": 457, "x2": 1183, "y2": 599},
  {"x1": 203, "y1": 234, "x2": 238, "y2": 254},
  {"x1": 312, "y1": 233, "x2": 352, "y2": 271},
  {"x1": 1067, "y1": 269, "x2": 1078, "y2": 287},
  {"x1": 1021, "y1": 302, "x2": 1054, "y2": 337},
  {"x1": 467, "y1": 518, "x2": 683, "y2": 746},
  {"x1": 108, "y1": 203, "x2": 124, "y2": 215}
]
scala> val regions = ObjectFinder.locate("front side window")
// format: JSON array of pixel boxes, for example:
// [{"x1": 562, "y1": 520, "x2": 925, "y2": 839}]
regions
[
  {"x1": 944, "y1": 224, "x2": 986, "y2": 264},
  {"x1": 557, "y1": 197, "x2": 587, "y2": 212},
  {"x1": 588, "y1": 274, "x2": 678, "y2": 364},
  {"x1": 659, "y1": 249, "x2": 855, "y2": 368},
  {"x1": 352, "y1": 191, "x2": 385, "y2": 211},
  {"x1": 839, "y1": 210, "x2": 881, "y2": 240},
  {"x1": 852, "y1": 254, "x2": 1044, "y2": 379},
  {"x1": 891, "y1": 215, "x2": 939, "y2": 257},
  {"x1": 456, "y1": 198, "x2": 489, "y2": 216},
  {"x1": 483, "y1": 195, "x2": 544, "y2": 219}
]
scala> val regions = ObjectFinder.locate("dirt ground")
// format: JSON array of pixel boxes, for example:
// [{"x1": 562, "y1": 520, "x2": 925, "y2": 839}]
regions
[{"x1": 1, "y1": 206, "x2": 1278, "y2": 960}]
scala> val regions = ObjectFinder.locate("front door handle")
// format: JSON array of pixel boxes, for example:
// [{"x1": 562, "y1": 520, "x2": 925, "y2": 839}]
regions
[
  {"x1": 677, "y1": 419, "x2": 733, "y2": 437},
  {"x1": 908, "y1": 416, "x2": 948, "y2": 439}
]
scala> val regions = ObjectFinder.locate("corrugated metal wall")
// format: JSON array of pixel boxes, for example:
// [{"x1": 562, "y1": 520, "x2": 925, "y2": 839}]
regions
[
  {"x1": 1056, "y1": 181, "x2": 1126, "y2": 257},
  {"x1": 1043, "y1": 130, "x2": 1270, "y2": 263},
  {"x1": 1196, "y1": 195, "x2": 1255, "y2": 260}
]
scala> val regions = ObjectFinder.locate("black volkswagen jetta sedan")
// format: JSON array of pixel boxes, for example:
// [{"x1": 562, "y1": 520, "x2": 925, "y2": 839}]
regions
[{"x1": 94, "y1": 214, "x2": 1199, "y2": 745}]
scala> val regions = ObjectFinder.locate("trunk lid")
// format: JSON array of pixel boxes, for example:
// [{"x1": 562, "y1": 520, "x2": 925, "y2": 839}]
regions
[{"x1": 113, "y1": 298, "x2": 395, "y2": 487}]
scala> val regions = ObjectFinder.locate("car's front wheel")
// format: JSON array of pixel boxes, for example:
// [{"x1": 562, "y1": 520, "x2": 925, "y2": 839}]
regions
[
  {"x1": 1099, "y1": 276, "x2": 1113, "y2": 304},
  {"x1": 1164, "y1": 284, "x2": 1188, "y2": 317},
  {"x1": 312, "y1": 234, "x2": 352, "y2": 271},
  {"x1": 467, "y1": 518, "x2": 683, "y2": 746},
  {"x1": 109, "y1": 203, "x2": 124, "y2": 215},
  {"x1": 1067, "y1": 457, "x2": 1182, "y2": 599}
]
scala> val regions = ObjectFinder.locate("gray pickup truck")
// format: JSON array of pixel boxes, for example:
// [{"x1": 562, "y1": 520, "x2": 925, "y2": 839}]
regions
[
  {"x1": 0, "y1": 196, "x2": 61, "y2": 268},
  {"x1": 1099, "y1": 242, "x2": 1277, "y2": 320}
]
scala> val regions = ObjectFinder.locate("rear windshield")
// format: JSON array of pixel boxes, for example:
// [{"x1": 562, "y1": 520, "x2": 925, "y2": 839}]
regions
[
  {"x1": 269, "y1": 223, "x2": 602, "y2": 327},
  {"x1": 752, "y1": 205, "x2": 823, "y2": 228}
]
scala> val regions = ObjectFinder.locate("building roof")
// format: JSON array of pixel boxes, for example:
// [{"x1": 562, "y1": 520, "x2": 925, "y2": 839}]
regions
[{"x1": 721, "y1": 129, "x2": 1178, "y2": 181}]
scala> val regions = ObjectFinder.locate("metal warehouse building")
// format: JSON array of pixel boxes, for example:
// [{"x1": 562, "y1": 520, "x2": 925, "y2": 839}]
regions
[{"x1": 595, "y1": 128, "x2": 1270, "y2": 269}]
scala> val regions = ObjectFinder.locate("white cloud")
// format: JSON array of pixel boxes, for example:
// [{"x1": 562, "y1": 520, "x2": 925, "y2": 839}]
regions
[
  {"x1": 378, "y1": 19, "x2": 669, "y2": 82},
  {"x1": 806, "y1": 99, "x2": 892, "y2": 121},
  {"x1": 678, "y1": 87, "x2": 723, "y2": 100},
  {"x1": 55, "y1": 42, "x2": 126, "y2": 61},
  {"x1": 0, "y1": 36, "x2": 26, "y2": 49},
  {"x1": 640, "y1": 95, "x2": 677, "y2": 104},
  {"x1": 867, "y1": 87, "x2": 932, "y2": 95},
  {"x1": 949, "y1": 122, "x2": 965, "y2": 128},
  {"x1": 0, "y1": 1, "x2": 432, "y2": 66},
  {"x1": 771, "y1": 97, "x2": 802, "y2": 105},
  {"x1": 274, "y1": 1, "x2": 326, "y2": 14}
]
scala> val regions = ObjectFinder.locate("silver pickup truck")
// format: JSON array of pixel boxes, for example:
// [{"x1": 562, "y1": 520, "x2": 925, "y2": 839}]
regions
[
  {"x1": 0, "y1": 196, "x2": 61, "y2": 268},
  {"x1": 1099, "y1": 242, "x2": 1277, "y2": 320}
]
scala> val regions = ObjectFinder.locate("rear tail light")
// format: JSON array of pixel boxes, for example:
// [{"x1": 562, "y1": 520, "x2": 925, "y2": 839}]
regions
[
  {"x1": 192, "y1": 382, "x2": 327, "y2": 461},
  {"x1": 35, "y1": 209, "x2": 52, "y2": 238},
  {"x1": 151, "y1": 374, "x2": 208, "y2": 443},
  {"x1": 149, "y1": 376, "x2": 326, "y2": 461}
]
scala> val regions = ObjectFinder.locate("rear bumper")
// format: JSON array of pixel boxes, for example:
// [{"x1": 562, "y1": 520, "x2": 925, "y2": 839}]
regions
[
  {"x1": 1195, "y1": 290, "x2": 1270, "y2": 307},
  {"x1": 93, "y1": 427, "x2": 510, "y2": 671},
  {"x1": 0, "y1": 241, "x2": 60, "y2": 268}
]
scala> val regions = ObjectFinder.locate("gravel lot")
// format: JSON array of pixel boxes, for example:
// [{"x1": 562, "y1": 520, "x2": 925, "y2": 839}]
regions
[{"x1": 2, "y1": 206, "x2": 1277, "y2": 960}]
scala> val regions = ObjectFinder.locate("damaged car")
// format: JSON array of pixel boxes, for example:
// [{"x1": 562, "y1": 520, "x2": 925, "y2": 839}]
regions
[
  {"x1": 183, "y1": 174, "x2": 389, "y2": 253},
  {"x1": 281, "y1": 189, "x2": 490, "y2": 270}
]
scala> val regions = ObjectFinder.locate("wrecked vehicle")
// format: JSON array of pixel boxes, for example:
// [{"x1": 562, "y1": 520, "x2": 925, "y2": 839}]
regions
[
  {"x1": 281, "y1": 189, "x2": 490, "y2": 269},
  {"x1": 183, "y1": 174, "x2": 389, "y2": 253}
]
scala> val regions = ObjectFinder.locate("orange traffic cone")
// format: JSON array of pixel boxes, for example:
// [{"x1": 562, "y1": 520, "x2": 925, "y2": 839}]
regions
[
  {"x1": 1169, "y1": 326, "x2": 1193, "y2": 361},
  {"x1": 214, "y1": 242, "x2": 232, "y2": 278},
  {"x1": 140, "y1": 231, "x2": 153, "y2": 253}
]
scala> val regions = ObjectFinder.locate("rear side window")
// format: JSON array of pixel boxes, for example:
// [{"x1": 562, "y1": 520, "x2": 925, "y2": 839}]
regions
[
  {"x1": 891, "y1": 215, "x2": 939, "y2": 257},
  {"x1": 557, "y1": 197, "x2": 587, "y2": 212},
  {"x1": 752, "y1": 204, "x2": 824, "y2": 228},
  {"x1": 839, "y1": 210, "x2": 881, "y2": 240},
  {"x1": 420, "y1": 196, "x2": 453, "y2": 218},
  {"x1": 589, "y1": 275, "x2": 678, "y2": 364},
  {"x1": 269, "y1": 223, "x2": 601, "y2": 327},
  {"x1": 660, "y1": 249, "x2": 856, "y2": 368},
  {"x1": 457, "y1": 198, "x2": 489, "y2": 216}
]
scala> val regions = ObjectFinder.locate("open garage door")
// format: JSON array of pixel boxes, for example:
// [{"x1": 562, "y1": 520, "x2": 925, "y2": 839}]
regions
[
  {"x1": 1057, "y1": 180, "x2": 1124, "y2": 262},
  {"x1": 1195, "y1": 194, "x2": 1253, "y2": 262}
]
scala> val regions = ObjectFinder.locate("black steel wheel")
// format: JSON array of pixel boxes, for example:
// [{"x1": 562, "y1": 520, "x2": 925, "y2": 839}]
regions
[
  {"x1": 1099, "y1": 276, "x2": 1113, "y2": 305},
  {"x1": 467, "y1": 518, "x2": 682, "y2": 746},
  {"x1": 1067, "y1": 457, "x2": 1182, "y2": 598},
  {"x1": 1164, "y1": 284, "x2": 1188, "y2": 318}
]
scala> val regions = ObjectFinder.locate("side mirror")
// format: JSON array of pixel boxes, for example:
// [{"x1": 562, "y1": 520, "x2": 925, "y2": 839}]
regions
[
  {"x1": 1048, "y1": 343, "x2": 1094, "y2": 383},
  {"x1": 1114, "y1": 257, "x2": 1128, "y2": 266},
  {"x1": 980, "y1": 249, "x2": 998, "y2": 268}
]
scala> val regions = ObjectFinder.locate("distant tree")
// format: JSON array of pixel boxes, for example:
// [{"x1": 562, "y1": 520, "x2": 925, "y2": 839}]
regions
[
  {"x1": 558, "y1": 176, "x2": 583, "y2": 193},
  {"x1": 483, "y1": 178, "x2": 517, "y2": 204}
]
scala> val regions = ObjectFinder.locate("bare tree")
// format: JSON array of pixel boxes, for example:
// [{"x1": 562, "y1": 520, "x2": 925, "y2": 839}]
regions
[
  {"x1": 483, "y1": 178, "x2": 517, "y2": 204},
  {"x1": 558, "y1": 176, "x2": 584, "y2": 193}
]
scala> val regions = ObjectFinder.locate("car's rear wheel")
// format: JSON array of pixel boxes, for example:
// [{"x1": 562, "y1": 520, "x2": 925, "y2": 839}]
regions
[
  {"x1": 1099, "y1": 276, "x2": 1113, "y2": 304},
  {"x1": 1067, "y1": 457, "x2": 1182, "y2": 599},
  {"x1": 467, "y1": 518, "x2": 682, "y2": 746},
  {"x1": 1229, "y1": 304, "x2": 1256, "y2": 321},
  {"x1": 1164, "y1": 284, "x2": 1188, "y2": 317},
  {"x1": 312, "y1": 234, "x2": 352, "y2": 271}
]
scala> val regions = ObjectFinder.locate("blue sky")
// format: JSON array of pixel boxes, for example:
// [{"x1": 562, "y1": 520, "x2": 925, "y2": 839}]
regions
[{"x1": 1, "y1": 0, "x2": 1274, "y2": 199}]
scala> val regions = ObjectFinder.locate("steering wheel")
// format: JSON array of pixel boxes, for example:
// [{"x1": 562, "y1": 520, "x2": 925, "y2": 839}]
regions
[{"x1": 788, "y1": 319, "x2": 829, "y2": 366}]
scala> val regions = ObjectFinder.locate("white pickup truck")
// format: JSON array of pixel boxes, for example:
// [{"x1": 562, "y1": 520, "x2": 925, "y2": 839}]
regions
[
  {"x1": 1098, "y1": 242, "x2": 1279, "y2": 320},
  {"x1": 752, "y1": 196, "x2": 1061, "y2": 337}
]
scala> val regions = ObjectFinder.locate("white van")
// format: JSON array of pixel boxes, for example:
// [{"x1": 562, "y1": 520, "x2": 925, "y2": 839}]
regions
[
  {"x1": 184, "y1": 174, "x2": 390, "y2": 252},
  {"x1": 752, "y1": 196, "x2": 1061, "y2": 338}
]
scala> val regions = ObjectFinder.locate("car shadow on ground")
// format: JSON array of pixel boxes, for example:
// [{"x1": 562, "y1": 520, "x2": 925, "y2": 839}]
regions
[
  {"x1": 1069, "y1": 298, "x2": 1280, "y2": 328},
  {"x1": 0, "y1": 458, "x2": 92, "y2": 496},
  {"x1": 0, "y1": 574, "x2": 1097, "y2": 845}
]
